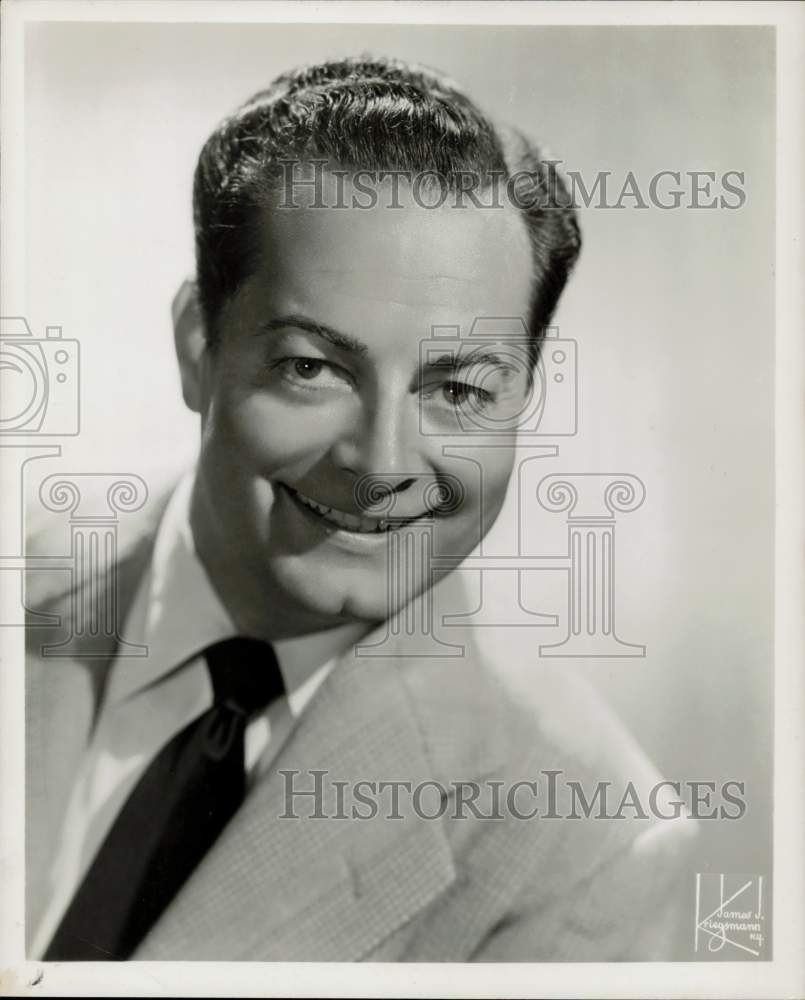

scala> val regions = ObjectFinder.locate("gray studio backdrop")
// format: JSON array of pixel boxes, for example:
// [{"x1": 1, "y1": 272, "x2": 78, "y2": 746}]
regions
[{"x1": 23, "y1": 21, "x2": 774, "y2": 920}]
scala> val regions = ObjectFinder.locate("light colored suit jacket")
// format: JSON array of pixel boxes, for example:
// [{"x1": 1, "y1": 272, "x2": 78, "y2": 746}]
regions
[{"x1": 26, "y1": 488, "x2": 697, "y2": 961}]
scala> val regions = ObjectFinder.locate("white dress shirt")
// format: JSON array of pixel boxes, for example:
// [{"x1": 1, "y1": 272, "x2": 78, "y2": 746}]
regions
[{"x1": 31, "y1": 472, "x2": 367, "y2": 959}]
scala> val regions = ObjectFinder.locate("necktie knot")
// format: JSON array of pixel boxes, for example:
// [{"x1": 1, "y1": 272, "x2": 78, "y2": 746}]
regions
[{"x1": 204, "y1": 637, "x2": 284, "y2": 718}]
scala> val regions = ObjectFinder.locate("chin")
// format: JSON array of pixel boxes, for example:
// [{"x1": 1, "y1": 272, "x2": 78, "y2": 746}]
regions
[
  {"x1": 299, "y1": 588, "x2": 389, "y2": 627},
  {"x1": 336, "y1": 577, "x2": 436, "y2": 625},
  {"x1": 269, "y1": 560, "x2": 380, "y2": 625},
  {"x1": 274, "y1": 556, "x2": 429, "y2": 627}
]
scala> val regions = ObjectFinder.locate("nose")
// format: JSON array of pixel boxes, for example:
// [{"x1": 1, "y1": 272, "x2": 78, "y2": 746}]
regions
[{"x1": 329, "y1": 383, "x2": 429, "y2": 513}]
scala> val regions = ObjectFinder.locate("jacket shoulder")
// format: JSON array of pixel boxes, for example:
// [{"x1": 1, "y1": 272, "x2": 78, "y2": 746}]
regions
[
  {"x1": 390, "y1": 627, "x2": 697, "y2": 960},
  {"x1": 397, "y1": 622, "x2": 667, "y2": 794},
  {"x1": 24, "y1": 476, "x2": 175, "y2": 612}
]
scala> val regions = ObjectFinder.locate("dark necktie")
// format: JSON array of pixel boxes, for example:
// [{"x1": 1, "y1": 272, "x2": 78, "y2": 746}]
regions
[{"x1": 44, "y1": 637, "x2": 284, "y2": 961}]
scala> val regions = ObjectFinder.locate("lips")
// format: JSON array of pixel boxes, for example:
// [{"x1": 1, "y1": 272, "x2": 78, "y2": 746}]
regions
[{"x1": 283, "y1": 484, "x2": 432, "y2": 534}]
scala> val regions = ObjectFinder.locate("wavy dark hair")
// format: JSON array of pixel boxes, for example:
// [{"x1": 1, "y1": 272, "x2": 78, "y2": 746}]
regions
[{"x1": 193, "y1": 55, "x2": 581, "y2": 353}]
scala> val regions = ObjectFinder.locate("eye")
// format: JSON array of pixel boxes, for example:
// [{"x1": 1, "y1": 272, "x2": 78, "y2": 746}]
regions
[
  {"x1": 291, "y1": 358, "x2": 324, "y2": 380},
  {"x1": 441, "y1": 381, "x2": 494, "y2": 408},
  {"x1": 271, "y1": 357, "x2": 352, "y2": 392}
]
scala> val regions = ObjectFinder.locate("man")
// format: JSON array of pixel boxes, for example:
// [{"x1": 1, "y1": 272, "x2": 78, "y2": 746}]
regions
[{"x1": 26, "y1": 55, "x2": 695, "y2": 961}]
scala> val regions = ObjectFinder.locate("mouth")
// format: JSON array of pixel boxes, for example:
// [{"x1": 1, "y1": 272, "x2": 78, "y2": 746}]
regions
[{"x1": 281, "y1": 484, "x2": 434, "y2": 534}]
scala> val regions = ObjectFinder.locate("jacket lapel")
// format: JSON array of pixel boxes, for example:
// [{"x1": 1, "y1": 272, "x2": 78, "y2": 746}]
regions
[
  {"x1": 25, "y1": 492, "x2": 167, "y2": 943},
  {"x1": 134, "y1": 626, "x2": 457, "y2": 961},
  {"x1": 25, "y1": 642, "x2": 102, "y2": 942}
]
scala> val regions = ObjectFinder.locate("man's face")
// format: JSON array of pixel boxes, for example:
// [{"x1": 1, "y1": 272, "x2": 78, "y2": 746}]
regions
[{"x1": 185, "y1": 174, "x2": 535, "y2": 635}]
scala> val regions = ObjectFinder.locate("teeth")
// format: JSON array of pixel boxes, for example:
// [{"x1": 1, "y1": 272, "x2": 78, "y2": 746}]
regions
[{"x1": 289, "y1": 488, "x2": 428, "y2": 534}]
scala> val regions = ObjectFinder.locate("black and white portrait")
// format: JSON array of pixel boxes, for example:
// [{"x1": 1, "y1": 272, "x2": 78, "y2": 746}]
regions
[{"x1": 1, "y1": 3, "x2": 802, "y2": 997}]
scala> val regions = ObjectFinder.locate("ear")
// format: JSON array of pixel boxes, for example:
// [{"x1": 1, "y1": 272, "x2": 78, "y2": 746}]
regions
[{"x1": 172, "y1": 278, "x2": 207, "y2": 413}]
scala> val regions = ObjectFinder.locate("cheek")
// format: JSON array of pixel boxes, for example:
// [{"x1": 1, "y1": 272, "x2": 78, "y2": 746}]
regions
[
  {"x1": 479, "y1": 455, "x2": 516, "y2": 520},
  {"x1": 204, "y1": 389, "x2": 345, "y2": 477},
  {"x1": 440, "y1": 449, "x2": 515, "y2": 538}
]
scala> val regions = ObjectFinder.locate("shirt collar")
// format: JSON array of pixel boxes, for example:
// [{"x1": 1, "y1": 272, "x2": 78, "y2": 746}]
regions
[{"x1": 108, "y1": 471, "x2": 367, "y2": 706}]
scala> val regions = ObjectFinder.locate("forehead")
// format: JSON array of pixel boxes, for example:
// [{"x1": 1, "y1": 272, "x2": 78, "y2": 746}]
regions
[{"x1": 228, "y1": 173, "x2": 534, "y2": 344}]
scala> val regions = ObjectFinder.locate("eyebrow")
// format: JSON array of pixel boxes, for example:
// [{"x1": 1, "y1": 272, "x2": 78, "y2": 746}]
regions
[
  {"x1": 256, "y1": 314, "x2": 519, "y2": 375},
  {"x1": 256, "y1": 314, "x2": 369, "y2": 358},
  {"x1": 425, "y1": 351, "x2": 515, "y2": 374}
]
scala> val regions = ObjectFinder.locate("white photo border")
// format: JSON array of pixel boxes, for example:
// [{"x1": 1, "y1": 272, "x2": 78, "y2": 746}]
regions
[{"x1": 1, "y1": 1, "x2": 802, "y2": 997}]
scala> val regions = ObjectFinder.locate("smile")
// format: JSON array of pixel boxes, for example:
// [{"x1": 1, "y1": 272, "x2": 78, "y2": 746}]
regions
[{"x1": 283, "y1": 485, "x2": 433, "y2": 534}]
